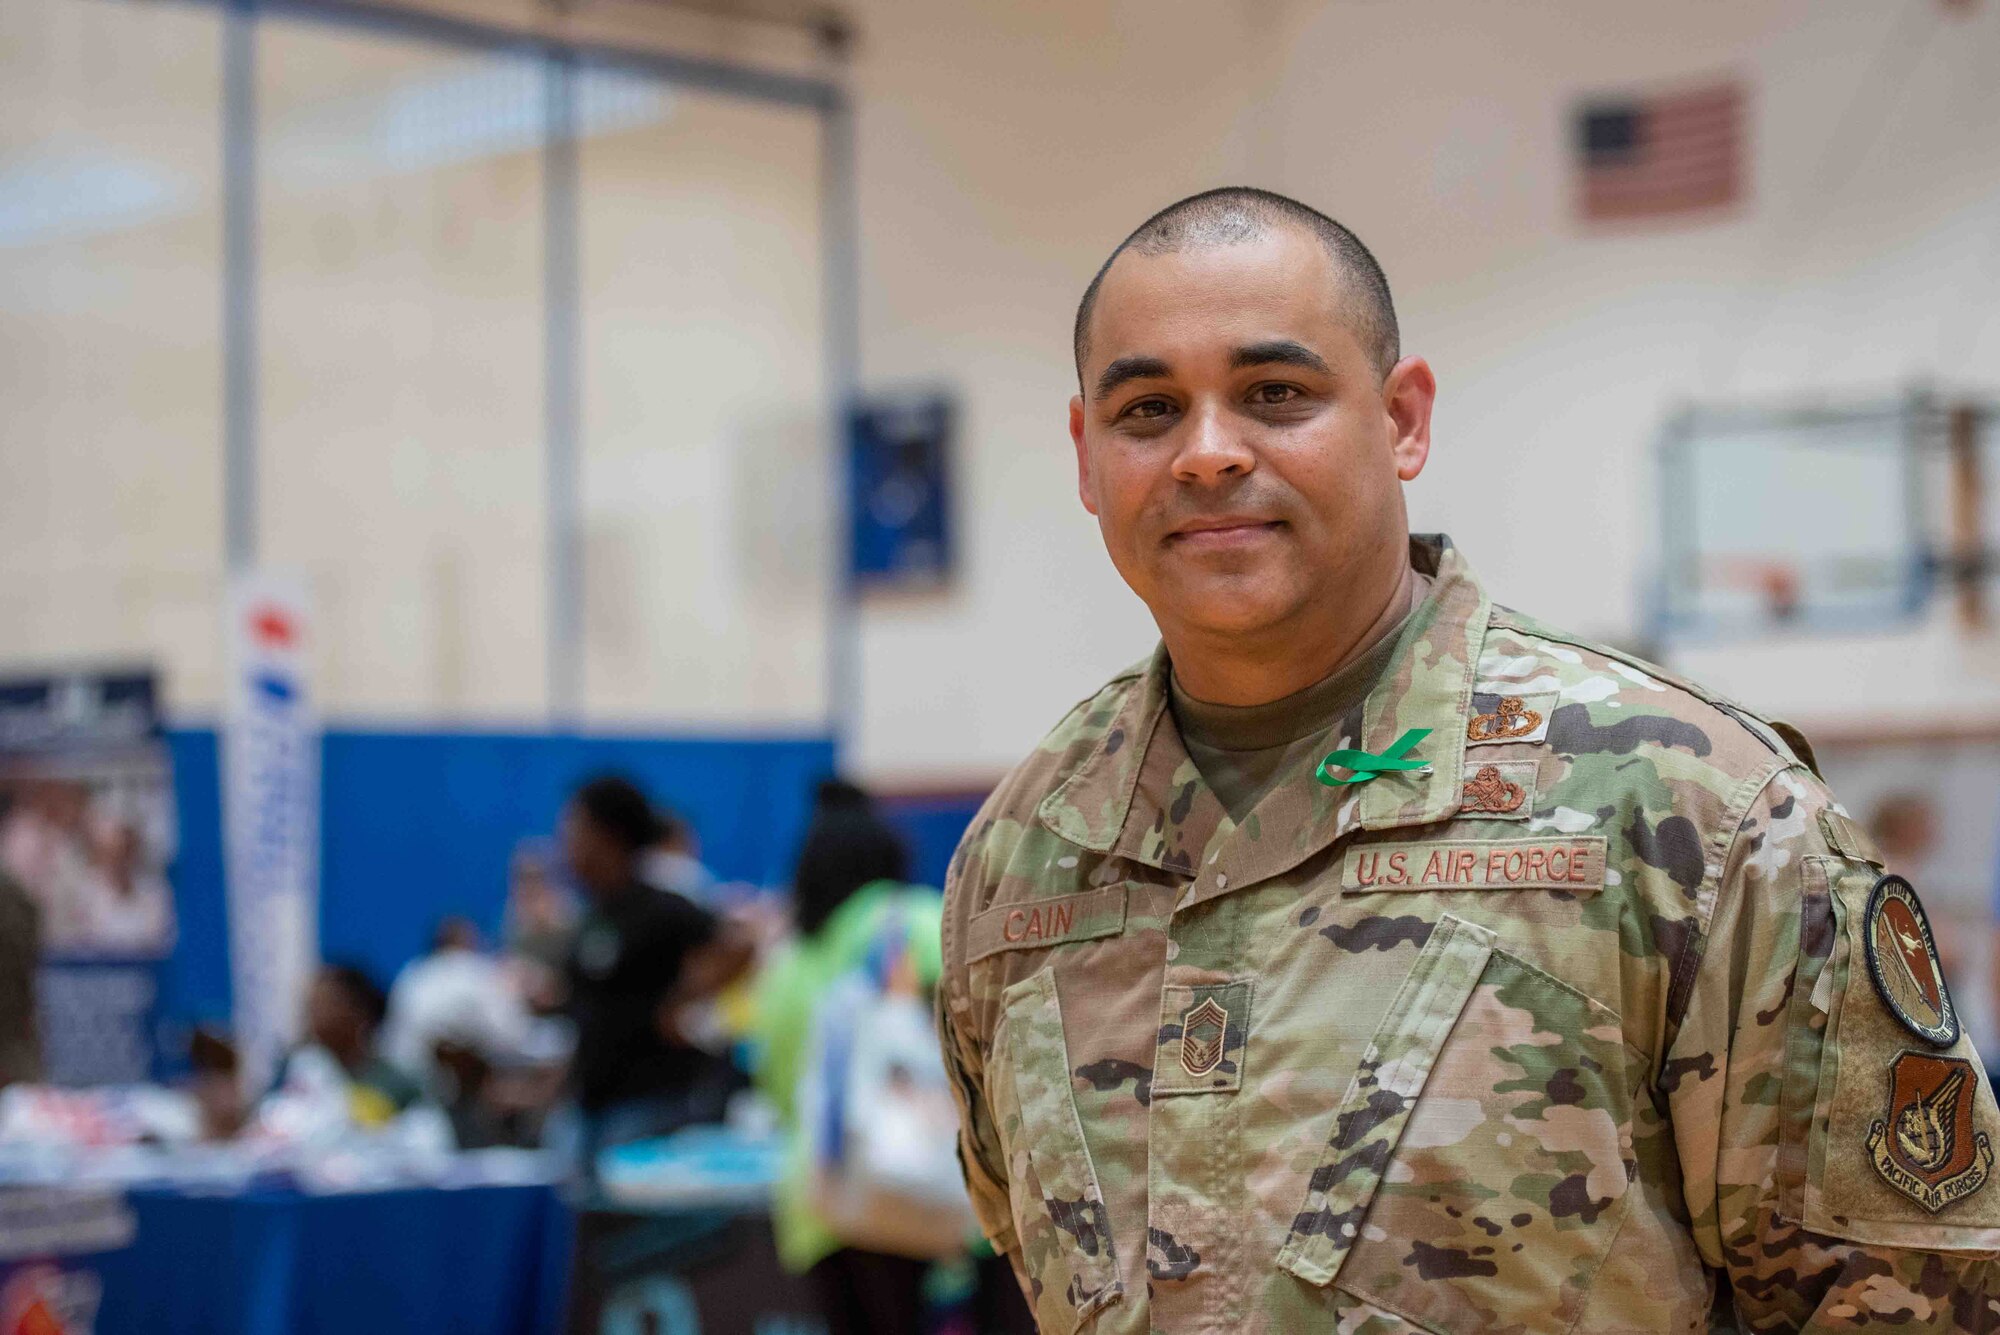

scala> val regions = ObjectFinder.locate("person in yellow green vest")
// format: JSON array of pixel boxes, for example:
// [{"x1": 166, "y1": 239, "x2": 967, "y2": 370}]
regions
[{"x1": 751, "y1": 780, "x2": 944, "y2": 1335}]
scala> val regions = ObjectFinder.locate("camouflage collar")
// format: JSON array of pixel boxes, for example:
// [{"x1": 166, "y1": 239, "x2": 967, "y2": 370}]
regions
[{"x1": 1037, "y1": 535, "x2": 1489, "y2": 889}]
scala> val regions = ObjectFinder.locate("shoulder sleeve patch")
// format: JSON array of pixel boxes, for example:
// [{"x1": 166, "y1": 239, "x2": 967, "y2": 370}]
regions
[
  {"x1": 1794, "y1": 857, "x2": 2000, "y2": 1249},
  {"x1": 1861, "y1": 874, "x2": 1959, "y2": 1049},
  {"x1": 1868, "y1": 1052, "x2": 1992, "y2": 1214}
]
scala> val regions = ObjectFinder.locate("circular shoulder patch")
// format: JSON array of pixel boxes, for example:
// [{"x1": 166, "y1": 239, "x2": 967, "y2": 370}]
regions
[{"x1": 1863, "y1": 874, "x2": 1959, "y2": 1048}]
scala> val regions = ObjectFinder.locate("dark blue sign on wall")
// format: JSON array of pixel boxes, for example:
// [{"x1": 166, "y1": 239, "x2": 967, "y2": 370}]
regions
[{"x1": 849, "y1": 393, "x2": 954, "y2": 589}]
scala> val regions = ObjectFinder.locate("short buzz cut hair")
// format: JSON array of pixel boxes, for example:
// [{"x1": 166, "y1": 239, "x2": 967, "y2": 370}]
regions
[{"x1": 1072, "y1": 186, "x2": 1400, "y2": 387}]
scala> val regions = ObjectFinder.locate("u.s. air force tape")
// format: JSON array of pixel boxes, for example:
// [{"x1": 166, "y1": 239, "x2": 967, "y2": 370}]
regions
[{"x1": 1341, "y1": 837, "x2": 1607, "y2": 895}]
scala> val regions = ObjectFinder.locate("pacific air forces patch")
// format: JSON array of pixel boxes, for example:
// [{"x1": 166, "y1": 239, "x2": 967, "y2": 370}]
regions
[
  {"x1": 1869, "y1": 1051, "x2": 1994, "y2": 1213},
  {"x1": 1863, "y1": 873, "x2": 1959, "y2": 1048}
]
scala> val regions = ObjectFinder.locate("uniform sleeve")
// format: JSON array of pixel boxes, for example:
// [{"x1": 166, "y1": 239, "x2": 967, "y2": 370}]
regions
[
  {"x1": 939, "y1": 987, "x2": 1018, "y2": 1254},
  {"x1": 1665, "y1": 765, "x2": 2000, "y2": 1330},
  {"x1": 937, "y1": 841, "x2": 1018, "y2": 1256}
]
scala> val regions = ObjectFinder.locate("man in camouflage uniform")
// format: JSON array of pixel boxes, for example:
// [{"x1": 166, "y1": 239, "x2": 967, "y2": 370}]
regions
[{"x1": 938, "y1": 187, "x2": 2000, "y2": 1332}]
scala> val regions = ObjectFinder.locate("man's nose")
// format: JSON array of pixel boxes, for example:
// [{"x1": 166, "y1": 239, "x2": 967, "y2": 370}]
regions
[{"x1": 1170, "y1": 404, "x2": 1255, "y2": 484}]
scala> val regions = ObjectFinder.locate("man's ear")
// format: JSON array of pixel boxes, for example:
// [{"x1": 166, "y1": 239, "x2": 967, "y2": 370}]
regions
[
  {"x1": 1382, "y1": 355, "x2": 1436, "y2": 483},
  {"x1": 1070, "y1": 395, "x2": 1099, "y2": 516}
]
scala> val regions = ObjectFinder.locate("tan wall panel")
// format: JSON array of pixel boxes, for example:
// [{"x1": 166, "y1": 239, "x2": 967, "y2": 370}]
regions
[
  {"x1": 0, "y1": 0, "x2": 226, "y2": 711},
  {"x1": 253, "y1": 22, "x2": 549, "y2": 720},
  {"x1": 577, "y1": 89, "x2": 829, "y2": 727}
]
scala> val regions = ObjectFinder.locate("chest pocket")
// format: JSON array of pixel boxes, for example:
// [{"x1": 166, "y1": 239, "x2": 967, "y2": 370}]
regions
[
  {"x1": 989, "y1": 969, "x2": 1124, "y2": 1333},
  {"x1": 1276, "y1": 913, "x2": 1639, "y2": 1334}
]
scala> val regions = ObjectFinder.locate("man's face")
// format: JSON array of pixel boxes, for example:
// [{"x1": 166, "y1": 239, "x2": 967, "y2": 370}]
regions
[{"x1": 1070, "y1": 227, "x2": 1433, "y2": 647}]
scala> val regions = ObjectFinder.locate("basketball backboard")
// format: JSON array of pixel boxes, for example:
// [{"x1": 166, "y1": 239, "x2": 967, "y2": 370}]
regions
[{"x1": 1651, "y1": 392, "x2": 1996, "y2": 640}]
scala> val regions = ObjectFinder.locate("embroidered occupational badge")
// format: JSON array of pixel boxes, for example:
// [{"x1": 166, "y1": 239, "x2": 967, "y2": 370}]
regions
[
  {"x1": 1462, "y1": 763, "x2": 1526, "y2": 814},
  {"x1": 1180, "y1": 996, "x2": 1229, "y2": 1078},
  {"x1": 1466, "y1": 696, "x2": 1544, "y2": 743},
  {"x1": 1868, "y1": 1052, "x2": 1993, "y2": 1212},
  {"x1": 1864, "y1": 874, "x2": 1959, "y2": 1048}
]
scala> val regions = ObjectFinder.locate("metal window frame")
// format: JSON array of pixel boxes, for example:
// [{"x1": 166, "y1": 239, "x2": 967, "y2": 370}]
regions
[{"x1": 162, "y1": 0, "x2": 858, "y2": 743}]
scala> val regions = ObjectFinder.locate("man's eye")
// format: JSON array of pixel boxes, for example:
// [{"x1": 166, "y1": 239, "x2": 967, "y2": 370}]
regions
[
  {"x1": 1122, "y1": 398, "x2": 1173, "y2": 420},
  {"x1": 1250, "y1": 383, "x2": 1300, "y2": 405}
]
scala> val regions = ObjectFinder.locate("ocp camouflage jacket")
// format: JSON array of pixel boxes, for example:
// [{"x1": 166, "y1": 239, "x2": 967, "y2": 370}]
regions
[{"x1": 939, "y1": 535, "x2": 2000, "y2": 1333}]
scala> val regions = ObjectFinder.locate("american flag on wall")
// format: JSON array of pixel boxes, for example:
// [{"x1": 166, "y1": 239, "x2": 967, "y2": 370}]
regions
[{"x1": 1575, "y1": 80, "x2": 1746, "y2": 223}]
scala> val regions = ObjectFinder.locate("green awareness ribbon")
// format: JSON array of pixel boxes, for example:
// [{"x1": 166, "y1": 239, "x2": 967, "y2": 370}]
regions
[{"x1": 1314, "y1": 727, "x2": 1433, "y2": 787}]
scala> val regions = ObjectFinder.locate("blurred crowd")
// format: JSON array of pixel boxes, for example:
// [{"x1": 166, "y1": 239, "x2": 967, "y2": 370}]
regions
[
  {"x1": 7, "y1": 761, "x2": 2000, "y2": 1331},
  {"x1": 0, "y1": 772, "x2": 1029, "y2": 1335},
  {"x1": 12, "y1": 768, "x2": 1970, "y2": 1335}
]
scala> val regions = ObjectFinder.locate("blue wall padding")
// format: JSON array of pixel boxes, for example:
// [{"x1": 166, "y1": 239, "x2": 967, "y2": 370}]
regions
[
  {"x1": 877, "y1": 791, "x2": 989, "y2": 893},
  {"x1": 161, "y1": 729, "x2": 230, "y2": 1029},
  {"x1": 160, "y1": 727, "x2": 835, "y2": 1031}
]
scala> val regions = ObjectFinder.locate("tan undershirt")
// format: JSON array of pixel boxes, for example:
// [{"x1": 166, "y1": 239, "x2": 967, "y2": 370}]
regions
[{"x1": 1171, "y1": 571, "x2": 1432, "y2": 822}]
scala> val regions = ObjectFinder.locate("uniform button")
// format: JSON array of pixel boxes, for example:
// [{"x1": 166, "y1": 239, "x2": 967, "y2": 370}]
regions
[{"x1": 1214, "y1": 873, "x2": 1228, "y2": 890}]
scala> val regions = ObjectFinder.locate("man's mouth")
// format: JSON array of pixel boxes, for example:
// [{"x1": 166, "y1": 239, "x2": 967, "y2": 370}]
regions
[{"x1": 1167, "y1": 517, "x2": 1284, "y2": 547}]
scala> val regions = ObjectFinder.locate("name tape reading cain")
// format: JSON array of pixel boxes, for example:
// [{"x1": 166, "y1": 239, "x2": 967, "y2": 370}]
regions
[{"x1": 966, "y1": 884, "x2": 1128, "y2": 961}]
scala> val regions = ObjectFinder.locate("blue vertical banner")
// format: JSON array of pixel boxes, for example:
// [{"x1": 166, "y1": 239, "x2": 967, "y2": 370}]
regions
[
  {"x1": 848, "y1": 392, "x2": 955, "y2": 589},
  {"x1": 0, "y1": 671, "x2": 176, "y2": 1086},
  {"x1": 222, "y1": 573, "x2": 320, "y2": 1096}
]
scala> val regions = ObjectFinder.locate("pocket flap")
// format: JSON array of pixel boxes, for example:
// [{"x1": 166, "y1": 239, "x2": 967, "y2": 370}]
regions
[{"x1": 1275, "y1": 913, "x2": 1497, "y2": 1286}]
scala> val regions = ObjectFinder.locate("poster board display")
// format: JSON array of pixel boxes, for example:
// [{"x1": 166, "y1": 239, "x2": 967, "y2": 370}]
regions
[{"x1": 0, "y1": 672, "x2": 178, "y2": 1086}]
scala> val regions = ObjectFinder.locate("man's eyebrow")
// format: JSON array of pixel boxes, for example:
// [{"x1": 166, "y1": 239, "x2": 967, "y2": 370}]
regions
[
  {"x1": 1229, "y1": 339, "x2": 1331, "y2": 375},
  {"x1": 1093, "y1": 355, "x2": 1172, "y2": 400}
]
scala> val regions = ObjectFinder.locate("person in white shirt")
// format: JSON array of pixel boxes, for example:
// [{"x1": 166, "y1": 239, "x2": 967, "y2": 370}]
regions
[{"x1": 382, "y1": 918, "x2": 532, "y2": 1092}]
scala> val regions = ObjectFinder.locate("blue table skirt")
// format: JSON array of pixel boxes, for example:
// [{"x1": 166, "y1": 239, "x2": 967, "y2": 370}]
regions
[{"x1": 92, "y1": 1183, "x2": 572, "y2": 1335}]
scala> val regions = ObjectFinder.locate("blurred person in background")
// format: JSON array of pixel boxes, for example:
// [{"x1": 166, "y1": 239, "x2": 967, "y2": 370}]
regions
[
  {"x1": 382, "y1": 917, "x2": 532, "y2": 1102},
  {"x1": 751, "y1": 779, "x2": 933, "y2": 1335},
  {"x1": 266, "y1": 963, "x2": 421, "y2": 1129},
  {"x1": 186, "y1": 1027, "x2": 246, "y2": 1141},
  {"x1": 753, "y1": 780, "x2": 1028, "y2": 1335},
  {"x1": 0, "y1": 866, "x2": 41, "y2": 1088},
  {"x1": 555, "y1": 775, "x2": 753, "y2": 1178},
  {"x1": 643, "y1": 806, "x2": 719, "y2": 906},
  {"x1": 504, "y1": 845, "x2": 576, "y2": 1012}
]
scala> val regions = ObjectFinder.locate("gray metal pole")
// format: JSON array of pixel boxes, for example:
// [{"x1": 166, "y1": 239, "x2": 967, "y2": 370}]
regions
[
  {"x1": 820, "y1": 92, "x2": 860, "y2": 759},
  {"x1": 222, "y1": 0, "x2": 258, "y2": 571},
  {"x1": 544, "y1": 54, "x2": 583, "y2": 726}
]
